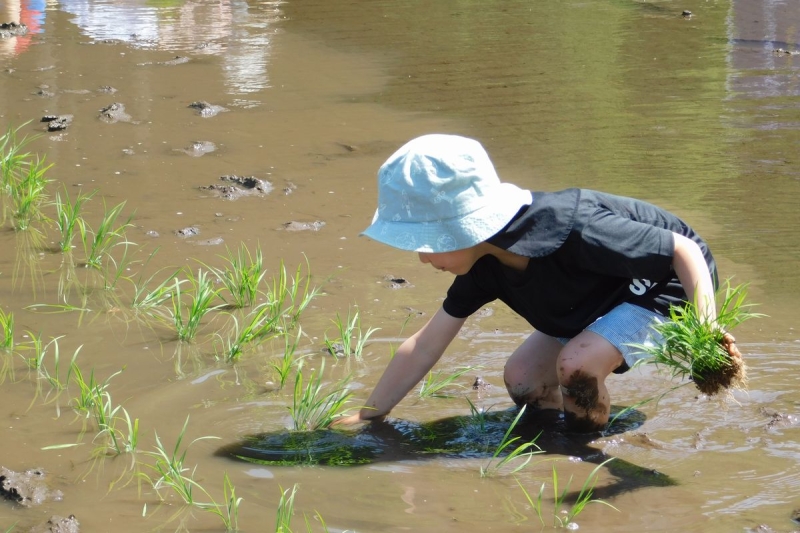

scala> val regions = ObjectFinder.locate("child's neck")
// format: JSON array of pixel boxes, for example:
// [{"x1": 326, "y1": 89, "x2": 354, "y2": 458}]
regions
[{"x1": 481, "y1": 243, "x2": 529, "y2": 272}]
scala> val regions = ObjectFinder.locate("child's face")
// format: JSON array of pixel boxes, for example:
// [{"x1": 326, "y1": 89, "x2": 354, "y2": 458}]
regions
[{"x1": 418, "y1": 246, "x2": 482, "y2": 276}]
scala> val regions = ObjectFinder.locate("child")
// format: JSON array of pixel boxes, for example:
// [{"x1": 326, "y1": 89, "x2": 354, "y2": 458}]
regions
[{"x1": 340, "y1": 133, "x2": 732, "y2": 432}]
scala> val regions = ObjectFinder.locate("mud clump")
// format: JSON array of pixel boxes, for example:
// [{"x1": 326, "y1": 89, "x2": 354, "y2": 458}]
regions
[
  {"x1": 383, "y1": 274, "x2": 412, "y2": 289},
  {"x1": 280, "y1": 220, "x2": 326, "y2": 232},
  {"x1": 0, "y1": 22, "x2": 28, "y2": 38},
  {"x1": 175, "y1": 226, "x2": 200, "y2": 237},
  {"x1": 98, "y1": 103, "x2": 132, "y2": 124},
  {"x1": 41, "y1": 115, "x2": 73, "y2": 131},
  {"x1": 188, "y1": 101, "x2": 228, "y2": 118},
  {"x1": 692, "y1": 333, "x2": 747, "y2": 396},
  {"x1": 0, "y1": 467, "x2": 63, "y2": 507},
  {"x1": 30, "y1": 515, "x2": 80, "y2": 533},
  {"x1": 176, "y1": 140, "x2": 217, "y2": 157},
  {"x1": 200, "y1": 175, "x2": 273, "y2": 200}
]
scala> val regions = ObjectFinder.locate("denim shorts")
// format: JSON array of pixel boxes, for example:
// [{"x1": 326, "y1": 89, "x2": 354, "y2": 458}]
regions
[{"x1": 557, "y1": 302, "x2": 664, "y2": 374}]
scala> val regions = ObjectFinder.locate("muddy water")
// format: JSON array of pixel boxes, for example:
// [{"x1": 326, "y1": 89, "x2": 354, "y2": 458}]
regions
[{"x1": 1, "y1": 0, "x2": 800, "y2": 531}]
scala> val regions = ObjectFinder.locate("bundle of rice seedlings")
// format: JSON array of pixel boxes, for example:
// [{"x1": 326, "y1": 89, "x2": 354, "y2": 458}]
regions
[{"x1": 638, "y1": 282, "x2": 764, "y2": 395}]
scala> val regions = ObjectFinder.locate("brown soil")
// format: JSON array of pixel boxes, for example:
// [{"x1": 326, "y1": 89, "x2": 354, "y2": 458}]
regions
[
  {"x1": 693, "y1": 334, "x2": 748, "y2": 395},
  {"x1": 564, "y1": 370, "x2": 599, "y2": 412}
]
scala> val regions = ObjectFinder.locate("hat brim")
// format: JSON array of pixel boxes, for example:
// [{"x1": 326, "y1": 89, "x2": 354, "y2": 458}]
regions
[{"x1": 361, "y1": 183, "x2": 532, "y2": 253}]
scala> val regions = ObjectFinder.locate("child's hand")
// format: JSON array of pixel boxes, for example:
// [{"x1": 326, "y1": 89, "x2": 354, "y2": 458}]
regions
[
  {"x1": 720, "y1": 331, "x2": 742, "y2": 359},
  {"x1": 331, "y1": 412, "x2": 371, "y2": 427}
]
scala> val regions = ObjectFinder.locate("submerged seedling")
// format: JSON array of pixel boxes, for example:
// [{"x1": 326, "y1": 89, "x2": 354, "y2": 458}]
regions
[
  {"x1": 275, "y1": 484, "x2": 331, "y2": 533},
  {"x1": 270, "y1": 324, "x2": 304, "y2": 389},
  {"x1": 205, "y1": 242, "x2": 267, "y2": 309},
  {"x1": 141, "y1": 416, "x2": 239, "y2": 531},
  {"x1": 169, "y1": 269, "x2": 222, "y2": 342},
  {"x1": 0, "y1": 308, "x2": 13, "y2": 351},
  {"x1": 54, "y1": 186, "x2": 95, "y2": 252},
  {"x1": 518, "y1": 458, "x2": 618, "y2": 528},
  {"x1": 79, "y1": 200, "x2": 134, "y2": 269},
  {"x1": 9, "y1": 155, "x2": 52, "y2": 231},
  {"x1": 634, "y1": 281, "x2": 764, "y2": 395},
  {"x1": 480, "y1": 405, "x2": 542, "y2": 477},
  {"x1": 289, "y1": 361, "x2": 352, "y2": 431},
  {"x1": 324, "y1": 307, "x2": 380, "y2": 359},
  {"x1": 215, "y1": 303, "x2": 283, "y2": 363},
  {"x1": 418, "y1": 365, "x2": 477, "y2": 399}
]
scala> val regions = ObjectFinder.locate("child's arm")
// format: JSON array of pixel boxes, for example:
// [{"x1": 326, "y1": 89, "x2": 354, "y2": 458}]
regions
[
  {"x1": 672, "y1": 233, "x2": 717, "y2": 322},
  {"x1": 335, "y1": 307, "x2": 467, "y2": 425}
]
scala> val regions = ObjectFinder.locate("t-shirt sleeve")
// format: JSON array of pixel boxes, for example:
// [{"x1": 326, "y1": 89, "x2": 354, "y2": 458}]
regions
[
  {"x1": 576, "y1": 207, "x2": 676, "y2": 280},
  {"x1": 442, "y1": 266, "x2": 497, "y2": 319}
]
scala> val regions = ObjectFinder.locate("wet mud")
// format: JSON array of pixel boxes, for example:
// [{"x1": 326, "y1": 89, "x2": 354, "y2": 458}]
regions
[{"x1": 0, "y1": 0, "x2": 799, "y2": 532}]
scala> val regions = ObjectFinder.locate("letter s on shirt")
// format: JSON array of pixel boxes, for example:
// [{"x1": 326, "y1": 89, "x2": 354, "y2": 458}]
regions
[{"x1": 629, "y1": 278, "x2": 653, "y2": 296}]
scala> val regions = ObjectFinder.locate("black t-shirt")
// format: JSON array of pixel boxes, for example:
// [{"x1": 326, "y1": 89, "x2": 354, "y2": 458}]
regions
[{"x1": 442, "y1": 188, "x2": 718, "y2": 338}]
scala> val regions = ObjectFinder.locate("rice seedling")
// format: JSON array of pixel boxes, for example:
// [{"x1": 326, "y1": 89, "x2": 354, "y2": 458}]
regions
[
  {"x1": 68, "y1": 362, "x2": 123, "y2": 429},
  {"x1": 265, "y1": 258, "x2": 321, "y2": 330},
  {"x1": 169, "y1": 269, "x2": 222, "y2": 342},
  {"x1": 204, "y1": 243, "x2": 267, "y2": 309},
  {"x1": 418, "y1": 365, "x2": 478, "y2": 399},
  {"x1": 323, "y1": 307, "x2": 380, "y2": 359},
  {"x1": 289, "y1": 361, "x2": 353, "y2": 431},
  {"x1": 54, "y1": 186, "x2": 95, "y2": 252},
  {"x1": 141, "y1": 416, "x2": 240, "y2": 531},
  {"x1": 215, "y1": 303, "x2": 284, "y2": 363},
  {"x1": 0, "y1": 122, "x2": 34, "y2": 189},
  {"x1": 9, "y1": 155, "x2": 52, "y2": 231},
  {"x1": 517, "y1": 458, "x2": 618, "y2": 528},
  {"x1": 12, "y1": 227, "x2": 47, "y2": 294},
  {"x1": 479, "y1": 405, "x2": 542, "y2": 477},
  {"x1": 0, "y1": 308, "x2": 13, "y2": 352},
  {"x1": 275, "y1": 484, "x2": 331, "y2": 533},
  {"x1": 270, "y1": 325, "x2": 304, "y2": 389},
  {"x1": 276, "y1": 484, "x2": 299, "y2": 533},
  {"x1": 79, "y1": 200, "x2": 134, "y2": 269},
  {"x1": 19, "y1": 333, "x2": 79, "y2": 390},
  {"x1": 129, "y1": 250, "x2": 181, "y2": 312},
  {"x1": 633, "y1": 281, "x2": 764, "y2": 395}
]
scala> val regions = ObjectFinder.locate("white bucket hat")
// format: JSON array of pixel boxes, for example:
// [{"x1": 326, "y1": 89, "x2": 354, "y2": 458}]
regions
[{"x1": 362, "y1": 134, "x2": 532, "y2": 253}]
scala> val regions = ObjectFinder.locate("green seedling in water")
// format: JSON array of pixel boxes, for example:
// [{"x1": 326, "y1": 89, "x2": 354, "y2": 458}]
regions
[
  {"x1": 9, "y1": 155, "x2": 52, "y2": 231},
  {"x1": 169, "y1": 269, "x2": 222, "y2": 342},
  {"x1": 0, "y1": 308, "x2": 13, "y2": 351},
  {"x1": 79, "y1": 200, "x2": 134, "y2": 269},
  {"x1": 54, "y1": 186, "x2": 95, "y2": 252},
  {"x1": 204, "y1": 242, "x2": 267, "y2": 309},
  {"x1": 633, "y1": 280, "x2": 764, "y2": 395},
  {"x1": 480, "y1": 405, "x2": 542, "y2": 477},
  {"x1": 141, "y1": 416, "x2": 240, "y2": 531},
  {"x1": 20, "y1": 333, "x2": 79, "y2": 391},
  {"x1": 517, "y1": 458, "x2": 618, "y2": 528},
  {"x1": 418, "y1": 365, "x2": 478, "y2": 399},
  {"x1": 323, "y1": 307, "x2": 380, "y2": 359},
  {"x1": 0, "y1": 122, "x2": 35, "y2": 195},
  {"x1": 265, "y1": 258, "x2": 321, "y2": 330},
  {"x1": 215, "y1": 302, "x2": 284, "y2": 363},
  {"x1": 68, "y1": 362, "x2": 138, "y2": 455},
  {"x1": 129, "y1": 249, "x2": 181, "y2": 312},
  {"x1": 270, "y1": 324, "x2": 304, "y2": 389},
  {"x1": 275, "y1": 484, "x2": 332, "y2": 533},
  {"x1": 289, "y1": 361, "x2": 353, "y2": 431}
]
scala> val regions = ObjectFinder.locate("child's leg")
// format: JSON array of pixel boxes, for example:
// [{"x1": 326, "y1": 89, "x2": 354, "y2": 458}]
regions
[
  {"x1": 503, "y1": 330, "x2": 563, "y2": 411},
  {"x1": 558, "y1": 331, "x2": 624, "y2": 432}
]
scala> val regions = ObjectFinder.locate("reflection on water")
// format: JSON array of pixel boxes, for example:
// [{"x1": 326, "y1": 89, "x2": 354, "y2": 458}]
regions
[
  {"x1": 52, "y1": 0, "x2": 282, "y2": 93},
  {"x1": 0, "y1": 0, "x2": 45, "y2": 56},
  {"x1": 1, "y1": 0, "x2": 800, "y2": 531}
]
